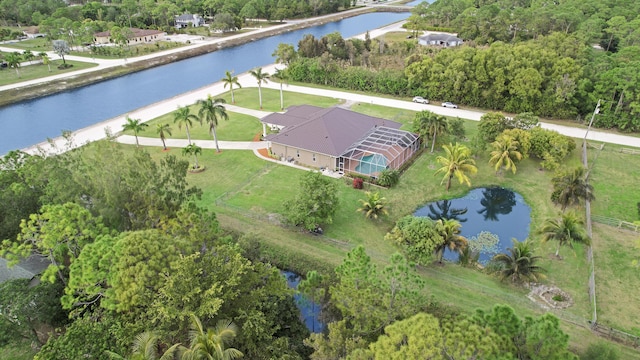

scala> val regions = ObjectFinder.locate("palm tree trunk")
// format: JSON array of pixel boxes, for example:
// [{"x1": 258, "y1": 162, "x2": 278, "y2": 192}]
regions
[
  {"x1": 134, "y1": 135, "x2": 139, "y2": 147},
  {"x1": 161, "y1": 138, "x2": 167, "y2": 150},
  {"x1": 446, "y1": 174, "x2": 452, "y2": 191},
  {"x1": 430, "y1": 129, "x2": 437, "y2": 153},
  {"x1": 193, "y1": 155, "x2": 199, "y2": 168},
  {"x1": 231, "y1": 87, "x2": 235, "y2": 104},
  {"x1": 186, "y1": 125, "x2": 192, "y2": 145},
  {"x1": 212, "y1": 126, "x2": 220, "y2": 153},
  {"x1": 258, "y1": 84, "x2": 263, "y2": 109},
  {"x1": 555, "y1": 245, "x2": 560, "y2": 257},
  {"x1": 279, "y1": 82, "x2": 284, "y2": 110}
]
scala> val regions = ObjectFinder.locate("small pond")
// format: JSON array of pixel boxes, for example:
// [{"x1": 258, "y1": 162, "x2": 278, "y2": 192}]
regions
[
  {"x1": 413, "y1": 187, "x2": 531, "y2": 263},
  {"x1": 282, "y1": 271, "x2": 325, "y2": 333}
]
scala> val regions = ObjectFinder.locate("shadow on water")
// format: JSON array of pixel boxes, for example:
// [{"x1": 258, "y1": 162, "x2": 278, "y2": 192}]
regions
[
  {"x1": 414, "y1": 186, "x2": 531, "y2": 263},
  {"x1": 282, "y1": 271, "x2": 325, "y2": 333}
]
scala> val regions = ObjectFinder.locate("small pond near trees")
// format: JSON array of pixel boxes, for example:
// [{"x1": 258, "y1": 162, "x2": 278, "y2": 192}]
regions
[
  {"x1": 282, "y1": 271, "x2": 325, "y2": 333},
  {"x1": 414, "y1": 187, "x2": 531, "y2": 263}
]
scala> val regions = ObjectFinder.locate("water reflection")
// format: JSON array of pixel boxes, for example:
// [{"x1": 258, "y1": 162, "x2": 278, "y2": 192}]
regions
[
  {"x1": 424, "y1": 200, "x2": 468, "y2": 223},
  {"x1": 477, "y1": 187, "x2": 516, "y2": 221},
  {"x1": 282, "y1": 271, "x2": 325, "y2": 333}
]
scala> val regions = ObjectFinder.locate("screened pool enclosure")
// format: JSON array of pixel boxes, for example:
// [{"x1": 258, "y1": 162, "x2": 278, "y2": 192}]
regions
[{"x1": 338, "y1": 126, "x2": 420, "y2": 177}]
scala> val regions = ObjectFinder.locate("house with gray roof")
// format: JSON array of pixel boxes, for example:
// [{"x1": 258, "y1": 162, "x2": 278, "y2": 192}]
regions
[
  {"x1": 261, "y1": 106, "x2": 420, "y2": 177},
  {"x1": 418, "y1": 33, "x2": 463, "y2": 47},
  {"x1": 175, "y1": 14, "x2": 204, "y2": 29},
  {"x1": 1, "y1": 255, "x2": 50, "y2": 285}
]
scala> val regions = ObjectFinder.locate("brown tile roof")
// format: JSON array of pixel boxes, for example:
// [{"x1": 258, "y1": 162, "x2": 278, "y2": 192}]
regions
[
  {"x1": 263, "y1": 105, "x2": 401, "y2": 157},
  {"x1": 94, "y1": 28, "x2": 164, "y2": 38}
]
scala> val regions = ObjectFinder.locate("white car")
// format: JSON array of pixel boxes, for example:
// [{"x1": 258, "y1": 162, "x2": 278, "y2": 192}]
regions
[
  {"x1": 412, "y1": 96, "x2": 429, "y2": 104},
  {"x1": 442, "y1": 102, "x2": 458, "y2": 109}
]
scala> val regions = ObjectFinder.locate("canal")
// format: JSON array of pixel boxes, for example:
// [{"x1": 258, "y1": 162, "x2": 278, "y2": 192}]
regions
[{"x1": 0, "y1": 12, "x2": 409, "y2": 155}]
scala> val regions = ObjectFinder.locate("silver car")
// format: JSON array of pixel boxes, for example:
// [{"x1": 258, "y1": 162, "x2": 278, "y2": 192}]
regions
[
  {"x1": 442, "y1": 102, "x2": 458, "y2": 109},
  {"x1": 412, "y1": 96, "x2": 429, "y2": 104}
]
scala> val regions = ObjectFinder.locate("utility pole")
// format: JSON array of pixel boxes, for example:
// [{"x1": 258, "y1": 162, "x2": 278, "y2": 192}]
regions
[{"x1": 583, "y1": 99, "x2": 601, "y2": 151}]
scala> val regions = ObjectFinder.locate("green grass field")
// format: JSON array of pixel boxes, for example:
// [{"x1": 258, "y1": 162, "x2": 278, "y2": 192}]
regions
[
  {"x1": 0, "y1": 59, "x2": 97, "y2": 86},
  {"x1": 11, "y1": 85, "x2": 638, "y2": 358}
]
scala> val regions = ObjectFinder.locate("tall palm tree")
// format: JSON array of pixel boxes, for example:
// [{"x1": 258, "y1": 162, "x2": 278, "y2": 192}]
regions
[
  {"x1": 249, "y1": 67, "x2": 270, "y2": 109},
  {"x1": 197, "y1": 95, "x2": 228, "y2": 153},
  {"x1": 105, "y1": 331, "x2": 180, "y2": 360},
  {"x1": 221, "y1": 70, "x2": 241, "y2": 104},
  {"x1": 180, "y1": 315, "x2": 243, "y2": 360},
  {"x1": 357, "y1": 191, "x2": 389, "y2": 220},
  {"x1": 435, "y1": 218, "x2": 468, "y2": 263},
  {"x1": 412, "y1": 111, "x2": 448, "y2": 152},
  {"x1": 434, "y1": 143, "x2": 478, "y2": 191},
  {"x1": 489, "y1": 134, "x2": 522, "y2": 174},
  {"x1": 121, "y1": 116, "x2": 148, "y2": 147},
  {"x1": 272, "y1": 68, "x2": 289, "y2": 111},
  {"x1": 540, "y1": 212, "x2": 590, "y2": 258},
  {"x1": 551, "y1": 166, "x2": 595, "y2": 212},
  {"x1": 39, "y1": 52, "x2": 51, "y2": 72},
  {"x1": 173, "y1": 106, "x2": 200, "y2": 145},
  {"x1": 491, "y1": 239, "x2": 545, "y2": 283},
  {"x1": 5, "y1": 52, "x2": 21, "y2": 78},
  {"x1": 155, "y1": 123, "x2": 172, "y2": 150},
  {"x1": 182, "y1": 143, "x2": 202, "y2": 170},
  {"x1": 22, "y1": 49, "x2": 35, "y2": 64}
]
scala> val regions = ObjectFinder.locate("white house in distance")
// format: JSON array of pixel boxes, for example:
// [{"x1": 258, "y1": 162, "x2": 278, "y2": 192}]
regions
[
  {"x1": 94, "y1": 28, "x2": 165, "y2": 45},
  {"x1": 418, "y1": 33, "x2": 463, "y2": 47},
  {"x1": 175, "y1": 14, "x2": 204, "y2": 29}
]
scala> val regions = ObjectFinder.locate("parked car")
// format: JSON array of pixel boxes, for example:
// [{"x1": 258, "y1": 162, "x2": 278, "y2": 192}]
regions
[
  {"x1": 442, "y1": 102, "x2": 458, "y2": 109},
  {"x1": 412, "y1": 96, "x2": 429, "y2": 104},
  {"x1": 0, "y1": 62, "x2": 7, "y2": 68}
]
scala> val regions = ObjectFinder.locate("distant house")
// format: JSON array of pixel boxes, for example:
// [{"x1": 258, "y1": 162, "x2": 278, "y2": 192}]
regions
[
  {"x1": 261, "y1": 105, "x2": 420, "y2": 177},
  {"x1": 418, "y1": 33, "x2": 463, "y2": 47},
  {"x1": 175, "y1": 14, "x2": 204, "y2": 29},
  {"x1": 22, "y1": 26, "x2": 45, "y2": 39},
  {"x1": 94, "y1": 28, "x2": 165, "y2": 45},
  {"x1": 0, "y1": 255, "x2": 50, "y2": 286}
]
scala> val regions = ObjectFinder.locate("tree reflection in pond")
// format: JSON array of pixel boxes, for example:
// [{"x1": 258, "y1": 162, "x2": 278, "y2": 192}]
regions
[
  {"x1": 426, "y1": 200, "x2": 468, "y2": 223},
  {"x1": 477, "y1": 187, "x2": 516, "y2": 221}
]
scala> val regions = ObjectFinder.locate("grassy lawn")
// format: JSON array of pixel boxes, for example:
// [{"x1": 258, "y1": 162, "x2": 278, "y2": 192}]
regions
[
  {"x1": 588, "y1": 143, "x2": 640, "y2": 222},
  {"x1": 1, "y1": 37, "x2": 51, "y2": 52},
  {"x1": 218, "y1": 87, "x2": 344, "y2": 113},
  {"x1": 0, "y1": 341, "x2": 37, "y2": 360},
  {"x1": 124, "y1": 109, "x2": 264, "y2": 141},
  {"x1": 0, "y1": 60, "x2": 97, "y2": 86}
]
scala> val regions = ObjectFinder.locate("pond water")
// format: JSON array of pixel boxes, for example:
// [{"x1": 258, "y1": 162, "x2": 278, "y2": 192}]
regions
[
  {"x1": 282, "y1": 270, "x2": 325, "y2": 333},
  {"x1": 413, "y1": 187, "x2": 531, "y2": 263}
]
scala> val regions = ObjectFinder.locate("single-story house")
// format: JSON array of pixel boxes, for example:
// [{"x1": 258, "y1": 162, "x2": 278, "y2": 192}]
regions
[
  {"x1": 175, "y1": 14, "x2": 204, "y2": 29},
  {"x1": 418, "y1": 33, "x2": 463, "y2": 47},
  {"x1": 262, "y1": 105, "x2": 420, "y2": 177},
  {"x1": 94, "y1": 28, "x2": 165, "y2": 45},
  {"x1": 22, "y1": 26, "x2": 45, "y2": 39}
]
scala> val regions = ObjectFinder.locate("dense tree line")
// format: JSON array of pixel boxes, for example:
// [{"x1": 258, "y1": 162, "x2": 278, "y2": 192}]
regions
[
  {"x1": 280, "y1": 0, "x2": 640, "y2": 132},
  {"x1": 0, "y1": 0, "x2": 352, "y2": 30}
]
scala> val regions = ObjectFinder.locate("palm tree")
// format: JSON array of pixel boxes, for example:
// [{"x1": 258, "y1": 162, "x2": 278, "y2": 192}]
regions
[
  {"x1": 173, "y1": 106, "x2": 200, "y2": 145},
  {"x1": 434, "y1": 143, "x2": 478, "y2": 191},
  {"x1": 39, "y1": 52, "x2": 51, "y2": 72},
  {"x1": 221, "y1": 70, "x2": 241, "y2": 104},
  {"x1": 490, "y1": 239, "x2": 545, "y2": 283},
  {"x1": 22, "y1": 49, "x2": 35, "y2": 64},
  {"x1": 5, "y1": 52, "x2": 21, "y2": 78},
  {"x1": 357, "y1": 191, "x2": 389, "y2": 220},
  {"x1": 412, "y1": 111, "x2": 448, "y2": 152},
  {"x1": 272, "y1": 68, "x2": 289, "y2": 111},
  {"x1": 182, "y1": 143, "x2": 202, "y2": 170},
  {"x1": 197, "y1": 95, "x2": 228, "y2": 153},
  {"x1": 489, "y1": 134, "x2": 522, "y2": 174},
  {"x1": 540, "y1": 212, "x2": 590, "y2": 258},
  {"x1": 180, "y1": 315, "x2": 243, "y2": 360},
  {"x1": 551, "y1": 166, "x2": 595, "y2": 212},
  {"x1": 121, "y1": 116, "x2": 148, "y2": 147},
  {"x1": 155, "y1": 123, "x2": 172, "y2": 150},
  {"x1": 249, "y1": 67, "x2": 270, "y2": 109},
  {"x1": 435, "y1": 219, "x2": 468, "y2": 263},
  {"x1": 105, "y1": 331, "x2": 180, "y2": 360}
]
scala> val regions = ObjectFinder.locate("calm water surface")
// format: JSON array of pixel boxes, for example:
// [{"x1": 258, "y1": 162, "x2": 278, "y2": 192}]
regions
[
  {"x1": 414, "y1": 187, "x2": 531, "y2": 263},
  {"x1": 0, "y1": 12, "x2": 408, "y2": 155},
  {"x1": 283, "y1": 270, "x2": 325, "y2": 333}
]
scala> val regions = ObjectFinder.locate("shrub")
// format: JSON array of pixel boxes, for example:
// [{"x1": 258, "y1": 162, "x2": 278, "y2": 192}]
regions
[
  {"x1": 353, "y1": 177, "x2": 364, "y2": 189},
  {"x1": 377, "y1": 169, "x2": 400, "y2": 187},
  {"x1": 581, "y1": 342, "x2": 620, "y2": 360}
]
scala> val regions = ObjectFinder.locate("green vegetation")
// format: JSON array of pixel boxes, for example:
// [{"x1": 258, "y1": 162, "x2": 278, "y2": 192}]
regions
[{"x1": 0, "y1": 59, "x2": 97, "y2": 86}]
